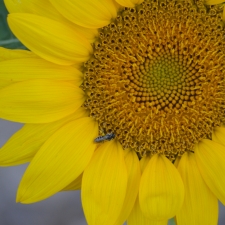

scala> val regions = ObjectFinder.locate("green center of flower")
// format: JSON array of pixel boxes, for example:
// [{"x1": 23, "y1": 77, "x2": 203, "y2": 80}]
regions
[
  {"x1": 82, "y1": 0, "x2": 225, "y2": 160},
  {"x1": 128, "y1": 55, "x2": 200, "y2": 110}
]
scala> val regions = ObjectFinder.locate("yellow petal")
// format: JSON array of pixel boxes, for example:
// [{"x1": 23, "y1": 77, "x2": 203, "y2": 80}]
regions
[
  {"x1": 0, "y1": 107, "x2": 88, "y2": 166},
  {"x1": 4, "y1": 0, "x2": 66, "y2": 20},
  {"x1": 115, "y1": 0, "x2": 144, "y2": 7},
  {"x1": 174, "y1": 156, "x2": 181, "y2": 168},
  {"x1": 72, "y1": 25, "x2": 98, "y2": 43},
  {"x1": 213, "y1": 126, "x2": 225, "y2": 147},
  {"x1": 0, "y1": 80, "x2": 13, "y2": 90},
  {"x1": 17, "y1": 117, "x2": 98, "y2": 203},
  {"x1": 114, "y1": 149, "x2": 141, "y2": 225},
  {"x1": 82, "y1": 140, "x2": 127, "y2": 225},
  {"x1": 128, "y1": 197, "x2": 167, "y2": 225},
  {"x1": 176, "y1": 152, "x2": 218, "y2": 225},
  {"x1": 0, "y1": 47, "x2": 36, "y2": 61},
  {"x1": 205, "y1": 0, "x2": 224, "y2": 5},
  {"x1": 195, "y1": 139, "x2": 225, "y2": 205},
  {"x1": 49, "y1": 0, "x2": 118, "y2": 28},
  {"x1": 0, "y1": 47, "x2": 39, "y2": 89},
  {"x1": 139, "y1": 154, "x2": 184, "y2": 220},
  {"x1": 140, "y1": 155, "x2": 151, "y2": 172},
  {"x1": 62, "y1": 173, "x2": 83, "y2": 191},
  {"x1": 0, "y1": 58, "x2": 83, "y2": 86},
  {"x1": 128, "y1": 155, "x2": 167, "y2": 225},
  {"x1": 0, "y1": 79, "x2": 85, "y2": 123},
  {"x1": 8, "y1": 13, "x2": 92, "y2": 65},
  {"x1": 4, "y1": 0, "x2": 98, "y2": 42}
]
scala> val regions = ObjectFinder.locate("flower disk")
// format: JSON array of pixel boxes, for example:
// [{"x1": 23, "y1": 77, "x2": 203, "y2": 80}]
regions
[{"x1": 82, "y1": 0, "x2": 225, "y2": 160}]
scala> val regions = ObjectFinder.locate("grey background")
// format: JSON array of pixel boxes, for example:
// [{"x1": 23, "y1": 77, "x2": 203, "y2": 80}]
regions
[{"x1": 0, "y1": 0, "x2": 225, "y2": 224}]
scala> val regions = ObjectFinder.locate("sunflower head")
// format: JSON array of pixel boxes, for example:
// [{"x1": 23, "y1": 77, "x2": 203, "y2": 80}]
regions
[
  {"x1": 1, "y1": 0, "x2": 225, "y2": 225},
  {"x1": 82, "y1": 0, "x2": 225, "y2": 160}
]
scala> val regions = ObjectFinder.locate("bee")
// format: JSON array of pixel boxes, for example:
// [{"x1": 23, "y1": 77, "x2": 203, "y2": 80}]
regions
[{"x1": 94, "y1": 133, "x2": 115, "y2": 143}]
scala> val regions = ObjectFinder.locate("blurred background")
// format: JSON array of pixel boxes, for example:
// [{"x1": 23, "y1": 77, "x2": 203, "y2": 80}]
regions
[{"x1": 0, "y1": 0, "x2": 225, "y2": 224}]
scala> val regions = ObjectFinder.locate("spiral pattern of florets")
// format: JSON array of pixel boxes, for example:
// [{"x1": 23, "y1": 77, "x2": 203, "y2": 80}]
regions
[{"x1": 82, "y1": 0, "x2": 225, "y2": 160}]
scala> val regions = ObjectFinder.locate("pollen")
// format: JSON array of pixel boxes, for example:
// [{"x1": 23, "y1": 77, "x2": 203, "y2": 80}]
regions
[{"x1": 82, "y1": 0, "x2": 225, "y2": 160}]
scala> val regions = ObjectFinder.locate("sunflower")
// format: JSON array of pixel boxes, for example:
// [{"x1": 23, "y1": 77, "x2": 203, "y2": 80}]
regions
[{"x1": 1, "y1": 0, "x2": 225, "y2": 224}]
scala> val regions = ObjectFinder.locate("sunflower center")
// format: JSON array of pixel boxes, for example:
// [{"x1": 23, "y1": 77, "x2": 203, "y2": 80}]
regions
[
  {"x1": 82, "y1": 0, "x2": 225, "y2": 160},
  {"x1": 128, "y1": 54, "x2": 200, "y2": 110}
]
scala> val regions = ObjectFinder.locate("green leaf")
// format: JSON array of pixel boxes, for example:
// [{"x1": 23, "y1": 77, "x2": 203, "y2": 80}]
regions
[{"x1": 0, "y1": 0, "x2": 26, "y2": 49}]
